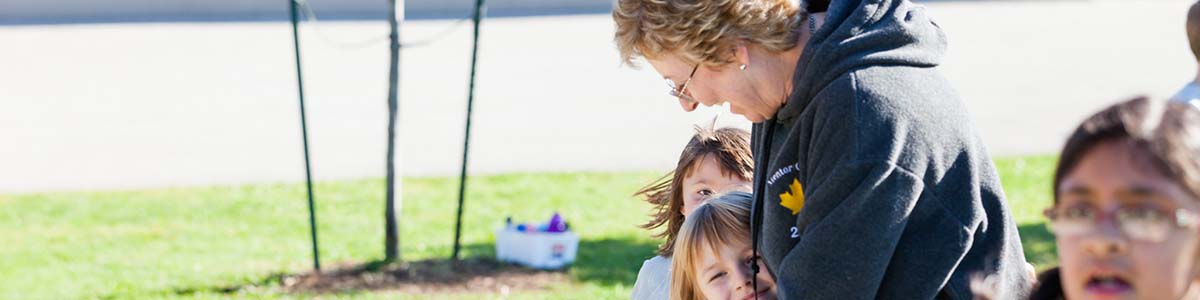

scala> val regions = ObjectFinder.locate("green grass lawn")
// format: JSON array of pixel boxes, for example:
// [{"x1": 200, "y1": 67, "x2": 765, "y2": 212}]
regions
[{"x1": 0, "y1": 156, "x2": 1058, "y2": 300}]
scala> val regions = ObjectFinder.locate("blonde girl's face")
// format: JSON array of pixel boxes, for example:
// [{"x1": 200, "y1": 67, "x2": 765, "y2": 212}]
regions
[
  {"x1": 681, "y1": 155, "x2": 752, "y2": 216},
  {"x1": 1055, "y1": 141, "x2": 1200, "y2": 300},
  {"x1": 693, "y1": 237, "x2": 775, "y2": 300}
]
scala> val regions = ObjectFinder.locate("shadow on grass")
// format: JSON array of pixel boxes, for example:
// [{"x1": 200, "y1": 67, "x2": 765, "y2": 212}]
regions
[
  {"x1": 166, "y1": 244, "x2": 557, "y2": 296},
  {"x1": 160, "y1": 238, "x2": 657, "y2": 297},
  {"x1": 166, "y1": 272, "x2": 287, "y2": 297},
  {"x1": 126, "y1": 231, "x2": 1051, "y2": 297},
  {"x1": 571, "y1": 237, "x2": 659, "y2": 286},
  {"x1": 1019, "y1": 222, "x2": 1059, "y2": 269}
]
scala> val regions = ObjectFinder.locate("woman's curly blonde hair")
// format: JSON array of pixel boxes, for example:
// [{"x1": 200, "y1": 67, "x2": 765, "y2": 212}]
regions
[{"x1": 613, "y1": 0, "x2": 805, "y2": 66}]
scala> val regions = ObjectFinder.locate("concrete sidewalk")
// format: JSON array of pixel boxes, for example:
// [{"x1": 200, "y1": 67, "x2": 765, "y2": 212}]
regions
[{"x1": 0, "y1": 0, "x2": 1194, "y2": 193}]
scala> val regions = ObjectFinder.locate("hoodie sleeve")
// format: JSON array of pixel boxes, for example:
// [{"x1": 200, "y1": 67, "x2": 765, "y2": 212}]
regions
[{"x1": 771, "y1": 159, "x2": 930, "y2": 299}]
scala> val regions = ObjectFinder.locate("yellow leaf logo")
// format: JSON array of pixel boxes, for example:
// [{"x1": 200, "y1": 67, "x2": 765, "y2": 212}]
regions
[{"x1": 779, "y1": 178, "x2": 805, "y2": 215}]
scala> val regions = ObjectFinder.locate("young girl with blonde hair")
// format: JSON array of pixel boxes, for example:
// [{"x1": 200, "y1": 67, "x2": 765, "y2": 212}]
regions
[{"x1": 671, "y1": 192, "x2": 775, "y2": 300}]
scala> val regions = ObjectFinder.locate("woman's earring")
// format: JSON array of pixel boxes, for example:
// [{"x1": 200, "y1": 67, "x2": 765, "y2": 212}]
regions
[{"x1": 739, "y1": 64, "x2": 747, "y2": 70}]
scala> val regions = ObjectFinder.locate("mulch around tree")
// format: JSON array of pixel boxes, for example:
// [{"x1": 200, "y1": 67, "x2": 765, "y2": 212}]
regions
[{"x1": 280, "y1": 257, "x2": 570, "y2": 295}]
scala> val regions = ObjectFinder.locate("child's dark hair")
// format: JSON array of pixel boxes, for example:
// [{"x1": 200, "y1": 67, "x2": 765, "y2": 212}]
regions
[
  {"x1": 1189, "y1": 1, "x2": 1200, "y2": 63},
  {"x1": 634, "y1": 126, "x2": 753, "y2": 257},
  {"x1": 1053, "y1": 96, "x2": 1200, "y2": 203}
]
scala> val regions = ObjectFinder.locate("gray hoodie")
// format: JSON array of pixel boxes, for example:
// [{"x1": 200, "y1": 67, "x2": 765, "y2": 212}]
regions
[{"x1": 750, "y1": 0, "x2": 1033, "y2": 299}]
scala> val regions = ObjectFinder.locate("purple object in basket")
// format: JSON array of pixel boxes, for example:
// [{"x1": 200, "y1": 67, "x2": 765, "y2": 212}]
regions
[{"x1": 547, "y1": 212, "x2": 567, "y2": 233}]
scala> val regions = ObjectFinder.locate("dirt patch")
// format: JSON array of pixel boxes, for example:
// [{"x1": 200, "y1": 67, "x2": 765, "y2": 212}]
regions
[{"x1": 280, "y1": 257, "x2": 570, "y2": 295}]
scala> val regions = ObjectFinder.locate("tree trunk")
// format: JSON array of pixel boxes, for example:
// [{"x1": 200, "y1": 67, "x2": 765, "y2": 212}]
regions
[{"x1": 384, "y1": 0, "x2": 403, "y2": 262}]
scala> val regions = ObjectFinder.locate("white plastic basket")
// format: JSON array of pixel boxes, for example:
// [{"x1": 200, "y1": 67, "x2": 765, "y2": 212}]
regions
[{"x1": 494, "y1": 227, "x2": 579, "y2": 270}]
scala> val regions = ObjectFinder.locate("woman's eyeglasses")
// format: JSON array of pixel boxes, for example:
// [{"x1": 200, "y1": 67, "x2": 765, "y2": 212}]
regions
[
  {"x1": 666, "y1": 64, "x2": 700, "y2": 104},
  {"x1": 1044, "y1": 205, "x2": 1199, "y2": 242}
]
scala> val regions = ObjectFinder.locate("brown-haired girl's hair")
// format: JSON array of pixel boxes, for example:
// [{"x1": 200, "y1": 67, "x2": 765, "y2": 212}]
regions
[
  {"x1": 1053, "y1": 96, "x2": 1200, "y2": 203},
  {"x1": 670, "y1": 192, "x2": 754, "y2": 300},
  {"x1": 635, "y1": 126, "x2": 753, "y2": 257},
  {"x1": 1188, "y1": 1, "x2": 1200, "y2": 63}
]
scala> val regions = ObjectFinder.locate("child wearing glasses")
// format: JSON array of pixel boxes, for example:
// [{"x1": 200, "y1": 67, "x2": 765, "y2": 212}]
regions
[
  {"x1": 671, "y1": 191, "x2": 776, "y2": 300},
  {"x1": 630, "y1": 126, "x2": 754, "y2": 300},
  {"x1": 1031, "y1": 97, "x2": 1200, "y2": 299}
]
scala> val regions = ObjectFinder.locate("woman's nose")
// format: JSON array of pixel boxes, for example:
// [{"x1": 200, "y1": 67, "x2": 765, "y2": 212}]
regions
[
  {"x1": 678, "y1": 97, "x2": 699, "y2": 112},
  {"x1": 1082, "y1": 223, "x2": 1129, "y2": 258}
]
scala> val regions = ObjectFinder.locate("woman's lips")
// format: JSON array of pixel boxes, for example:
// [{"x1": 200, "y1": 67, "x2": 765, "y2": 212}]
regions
[{"x1": 1084, "y1": 275, "x2": 1132, "y2": 298}]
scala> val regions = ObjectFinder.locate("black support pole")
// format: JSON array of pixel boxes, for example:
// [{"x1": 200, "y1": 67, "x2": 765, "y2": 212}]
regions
[
  {"x1": 452, "y1": 0, "x2": 486, "y2": 261},
  {"x1": 289, "y1": 0, "x2": 321, "y2": 272}
]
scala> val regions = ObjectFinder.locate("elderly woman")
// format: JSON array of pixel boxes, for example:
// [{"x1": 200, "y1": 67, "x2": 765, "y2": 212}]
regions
[{"x1": 614, "y1": 0, "x2": 1033, "y2": 299}]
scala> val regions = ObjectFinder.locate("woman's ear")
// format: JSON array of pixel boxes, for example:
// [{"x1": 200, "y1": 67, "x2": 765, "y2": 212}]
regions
[{"x1": 734, "y1": 40, "x2": 751, "y2": 70}]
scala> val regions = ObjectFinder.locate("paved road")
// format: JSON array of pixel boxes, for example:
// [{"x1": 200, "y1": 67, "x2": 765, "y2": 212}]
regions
[
  {"x1": 0, "y1": 0, "x2": 1194, "y2": 193},
  {"x1": 0, "y1": 0, "x2": 615, "y2": 24}
]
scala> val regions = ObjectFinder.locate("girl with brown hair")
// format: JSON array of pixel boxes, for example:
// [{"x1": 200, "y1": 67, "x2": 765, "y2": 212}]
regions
[{"x1": 631, "y1": 126, "x2": 754, "y2": 300}]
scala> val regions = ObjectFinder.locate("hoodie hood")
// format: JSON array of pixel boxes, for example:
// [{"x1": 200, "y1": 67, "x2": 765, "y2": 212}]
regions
[{"x1": 777, "y1": 0, "x2": 947, "y2": 120}]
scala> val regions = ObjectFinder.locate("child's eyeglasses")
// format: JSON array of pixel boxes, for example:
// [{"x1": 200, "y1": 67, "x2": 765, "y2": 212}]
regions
[
  {"x1": 1044, "y1": 205, "x2": 1200, "y2": 242},
  {"x1": 666, "y1": 64, "x2": 700, "y2": 105}
]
